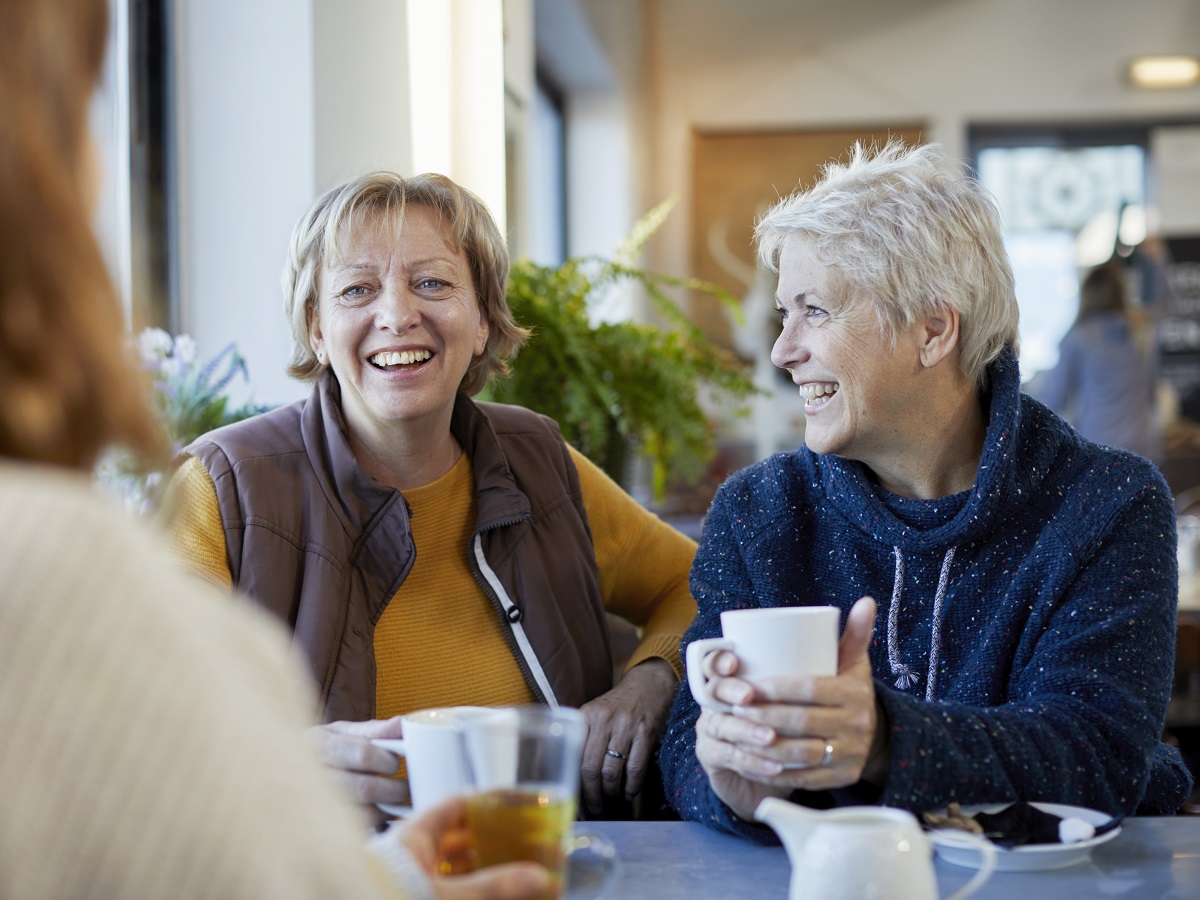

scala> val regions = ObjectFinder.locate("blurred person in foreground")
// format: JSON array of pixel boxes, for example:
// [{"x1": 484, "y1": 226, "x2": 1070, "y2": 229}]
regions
[
  {"x1": 1027, "y1": 260, "x2": 1162, "y2": 463},
  {"x1": 162, "y1": 170, "x2": 696, "y2": 820},
  {"x1": 659, "y1": 141, "x2": 1192, "y2": 841},
  {"x1": 0, "y1": 0, "x2": 550, "y2": 896}
]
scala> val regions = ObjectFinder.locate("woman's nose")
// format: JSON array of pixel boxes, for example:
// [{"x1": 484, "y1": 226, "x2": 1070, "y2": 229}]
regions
[
  {"x1": 374, "y1": 285, "x2": 420, "y2": 332},
  {"x1": 770, "y1": 323, "x2": 806, "y2": 370}
]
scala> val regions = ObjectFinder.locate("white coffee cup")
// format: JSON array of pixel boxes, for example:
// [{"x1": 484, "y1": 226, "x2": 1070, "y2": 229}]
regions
[
  {"x1": 686, "y1": 606, "x2": 840, "y2": 713},
  {"x1": 371, "y1": 705, "x2": 495, "y2": 815}
]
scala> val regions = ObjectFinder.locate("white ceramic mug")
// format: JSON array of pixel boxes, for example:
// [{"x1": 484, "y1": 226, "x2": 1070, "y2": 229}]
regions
[
  {"x1": 686, "y1": 606, "x2": 840, "y2": 713},
  {"x1": 371, "y1": 705, "x2": 495, "y2": 815}
]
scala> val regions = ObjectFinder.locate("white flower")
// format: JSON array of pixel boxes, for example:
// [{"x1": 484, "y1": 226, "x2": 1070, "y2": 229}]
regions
[
  {"x1": 159, "y1": 355, "x2": 184, "y2": 380},
  {"x1": 136, "y1": 328, "x2": 174, "y2": 367},
  {"x1": 172, "y1": 334, "x2": 198, "y2": 366}
]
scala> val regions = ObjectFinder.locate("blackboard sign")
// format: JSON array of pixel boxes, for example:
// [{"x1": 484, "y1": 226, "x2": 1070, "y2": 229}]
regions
[{"x1": 1158, "y1": 237, "x2": 1200, "y2": 423}]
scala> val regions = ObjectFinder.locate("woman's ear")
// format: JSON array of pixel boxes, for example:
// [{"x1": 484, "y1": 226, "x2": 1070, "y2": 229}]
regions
[
  {"x1": 919, "y1": 305, "x2": 961, "y2": 369},
  {"x1": 474, "y1": 305, "x2": 490, "y2": 357},
  {"x1": 308, "y1": 304, "x2": 327, "y2": 366}
]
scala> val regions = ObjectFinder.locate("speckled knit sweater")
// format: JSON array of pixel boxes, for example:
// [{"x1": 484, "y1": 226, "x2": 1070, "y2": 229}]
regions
[{"x1": 659, "y1": 349, "x2": 1193, "y2": 842}]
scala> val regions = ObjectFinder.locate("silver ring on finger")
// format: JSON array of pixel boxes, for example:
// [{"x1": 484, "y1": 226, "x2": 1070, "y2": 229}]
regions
[
  {"x1": 820, "y1": 741, "x2": 834, "y2": 768},
  {"x1": 605, "y1": 748, "x2": 627, "y2": 761}
]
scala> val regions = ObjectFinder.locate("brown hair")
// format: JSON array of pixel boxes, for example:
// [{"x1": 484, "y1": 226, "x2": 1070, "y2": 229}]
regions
[
  {"x1": 0, "y1": 0, "x2": 163, "y2": 470},
  {"x1": 1076, "y1": 261, "x2": 1128, "y2": 323},
  {"x1": 282, "y1": 171, "x2": 529, "y2": 395}
]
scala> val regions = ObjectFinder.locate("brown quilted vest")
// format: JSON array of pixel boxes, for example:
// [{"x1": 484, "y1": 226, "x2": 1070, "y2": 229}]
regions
[{"x1": 186, "y1": 373, "x2": 613, "y2": 723}]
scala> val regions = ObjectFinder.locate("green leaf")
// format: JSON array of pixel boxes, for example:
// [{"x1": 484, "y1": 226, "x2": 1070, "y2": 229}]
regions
[{"x1": 494, "y1": 212, "x2": 760, "y2": 501}]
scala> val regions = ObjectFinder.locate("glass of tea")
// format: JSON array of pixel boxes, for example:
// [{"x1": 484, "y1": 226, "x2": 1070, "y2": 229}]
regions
[{"x1": 458, "y1": 706, "x2": 619, "y2": 900}]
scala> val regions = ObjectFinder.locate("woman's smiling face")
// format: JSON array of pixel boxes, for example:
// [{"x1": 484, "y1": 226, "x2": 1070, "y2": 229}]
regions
[
  {"x1": 770, "y1": 234, "x2": 926, "y2": 466},
  {"x1": 310, "y1": 204, "x2": 488, "y2": 441}
]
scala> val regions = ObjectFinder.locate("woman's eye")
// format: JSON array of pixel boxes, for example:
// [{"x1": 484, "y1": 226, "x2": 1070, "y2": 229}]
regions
[
  {"x1": 775, "y1": 306, "x2": 789, "y2": 322},
  {"x1": 339, "y1": 284, "x2": 369, "y2": 300},
  {"x1": 417, "y1": 278, "x2": 449, "y2": 291},
  {"x1": 805, "y1": 305, "x2": 827, "y2": 320}
]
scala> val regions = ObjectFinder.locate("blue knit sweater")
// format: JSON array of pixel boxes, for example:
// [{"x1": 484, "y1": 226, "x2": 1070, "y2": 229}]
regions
[{"x1": 659, "y1": 349, "x2": 1192, "y2": 841}]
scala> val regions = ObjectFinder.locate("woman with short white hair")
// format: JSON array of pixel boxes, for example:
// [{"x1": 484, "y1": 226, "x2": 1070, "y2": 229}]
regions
[{"x1": 660, "y1": 140, "x2": 1191, "y2": 839}]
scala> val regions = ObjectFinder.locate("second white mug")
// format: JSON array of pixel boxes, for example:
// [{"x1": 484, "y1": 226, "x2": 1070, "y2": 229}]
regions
[
  {"x1": 686, "y1": 606, "x2": 840, "y2": 713},
  {"x1": 371, "y1": 705, "x2": 496, "y2": 815}
]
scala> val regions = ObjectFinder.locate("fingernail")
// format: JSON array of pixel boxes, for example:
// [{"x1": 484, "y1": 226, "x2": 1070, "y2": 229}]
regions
[{"x1": 763, "y1": 760, "x2": 784, "y2": 775}]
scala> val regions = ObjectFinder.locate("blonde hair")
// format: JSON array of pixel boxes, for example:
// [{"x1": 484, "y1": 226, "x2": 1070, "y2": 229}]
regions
[
  {"x1": 282, "y1": 171, "x2": 529, "y2": 395},
  {"x1": 0, "y1": 0, "x2": 164, "y2": 469},
  {"x1": 755, "y1": 140, "x2": 1019, "y2": 389}
]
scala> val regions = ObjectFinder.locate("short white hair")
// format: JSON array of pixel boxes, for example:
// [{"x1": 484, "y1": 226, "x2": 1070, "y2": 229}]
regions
[{"x1": 755, "y1": 140, "x2": 1019, "y2": 389}]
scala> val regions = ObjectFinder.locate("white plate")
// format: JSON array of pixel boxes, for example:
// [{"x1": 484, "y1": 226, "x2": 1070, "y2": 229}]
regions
[{"x1": 928, "y1": 802, "x2": 1121, "y2": 872}]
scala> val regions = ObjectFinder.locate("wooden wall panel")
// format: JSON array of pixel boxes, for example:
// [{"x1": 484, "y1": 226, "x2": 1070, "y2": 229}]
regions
[{"x1": 689, "y1": 126, "x2": 926, "y2": 347}]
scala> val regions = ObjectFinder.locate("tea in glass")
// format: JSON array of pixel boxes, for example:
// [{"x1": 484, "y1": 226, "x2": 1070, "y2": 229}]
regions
[{"x1": 466, "y1": 786, "x2": 576, "y2": 896}]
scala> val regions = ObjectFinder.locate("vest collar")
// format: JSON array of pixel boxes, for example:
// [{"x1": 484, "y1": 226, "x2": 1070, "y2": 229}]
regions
[
  {"x1": 301, "y1": 372, "x2": 532, "y2": 535},
  {"x1": 450, "y1": 392, "x2": 533, "y2": 532}
]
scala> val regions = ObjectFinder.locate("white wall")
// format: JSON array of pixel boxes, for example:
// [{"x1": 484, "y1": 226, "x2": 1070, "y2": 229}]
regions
[
  {"x1": 314, "y1": 0, "x2": 413, "y2": 188},
  {"x1": 175, "y1": 0, "x2": 509, "y2": 408},
  {"x1": 176, "y1": 0, "x2": 317, "y2": 407},
  {"x1": 92, "y1": 0, "x2": 132, "y2": 316}
]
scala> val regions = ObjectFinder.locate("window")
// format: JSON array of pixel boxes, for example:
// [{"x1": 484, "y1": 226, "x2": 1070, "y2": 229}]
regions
[{"x1": 970, "y1": 125, "x2": 1149, "y2": 378}]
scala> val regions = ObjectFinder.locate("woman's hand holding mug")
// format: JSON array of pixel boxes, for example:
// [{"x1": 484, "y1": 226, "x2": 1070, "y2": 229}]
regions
[{"x1": 690, "y1": 598, "x2": 884, "y2": 821}]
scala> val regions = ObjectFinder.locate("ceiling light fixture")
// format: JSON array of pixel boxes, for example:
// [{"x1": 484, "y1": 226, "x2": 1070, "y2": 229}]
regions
[{"x1": 1128, "y1": 55, "x2": 1200, "y2": 89}]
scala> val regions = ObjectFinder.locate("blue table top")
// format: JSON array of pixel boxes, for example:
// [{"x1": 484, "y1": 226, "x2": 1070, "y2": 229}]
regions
[{"x1": 589, "y1": 817, "x2": 1200, "y2": 899}]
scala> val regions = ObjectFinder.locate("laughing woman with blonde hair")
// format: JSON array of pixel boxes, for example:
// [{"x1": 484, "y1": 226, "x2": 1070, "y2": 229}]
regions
[{"x1": 164, "y1": 169, "x2": 698, "y2": 822}]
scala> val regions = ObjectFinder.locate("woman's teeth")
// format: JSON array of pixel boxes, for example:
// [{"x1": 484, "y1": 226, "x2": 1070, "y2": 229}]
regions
[
  {"x1": 799, "y1": 382, "x2": 838, "y2": 407},
  {"x1": 370, "y1": 349, "x2": 431, "y2": 367}
]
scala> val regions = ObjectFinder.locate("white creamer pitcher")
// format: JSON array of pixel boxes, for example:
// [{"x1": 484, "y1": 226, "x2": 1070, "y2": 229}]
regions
[{"x1": 755, "y1": 797, "x2": 996, "y2": 900}]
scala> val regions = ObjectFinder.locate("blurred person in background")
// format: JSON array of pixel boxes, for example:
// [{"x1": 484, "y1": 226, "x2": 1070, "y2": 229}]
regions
[
  {"x1": 1027, "y1": 260, "x2": 1162, "y2": 463},
  {"x1": 0, "y1": 0, "x2": 550, "y2": 896}
]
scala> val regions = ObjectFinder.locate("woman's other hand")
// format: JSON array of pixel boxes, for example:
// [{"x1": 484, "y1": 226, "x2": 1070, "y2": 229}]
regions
[
  {"x1": 578, "y1": 657, "x2": 677, "y2": 815},
  {"x1": 307, "y1": 717, "x2": 410, "y2": 820},
  {"x1": 386, "y1": 796, "x2": 552, "y2": 900},
  {"x1": 695, "y1": 597, "x2": 884, "y2": 821}
]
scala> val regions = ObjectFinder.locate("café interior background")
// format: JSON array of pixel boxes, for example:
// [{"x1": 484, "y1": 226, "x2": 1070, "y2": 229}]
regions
[{"x1": 92, "y1": 0, "x2": 1200, "y2": 500}]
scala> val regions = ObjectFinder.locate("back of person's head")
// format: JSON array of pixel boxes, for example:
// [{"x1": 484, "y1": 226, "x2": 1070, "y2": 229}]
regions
[
  {"x1": 282, "y1": 171, "x2": 529, "y2": 395},
  {"x1": 755, "y1": 140, "x2": 1019, "y2": 389},
  {"x1": 0, "y1": 0, "x2": 161, "y2": 469},
  {"x1": 1077, "y1": 262, "x2": 1129, "y2": 322}
]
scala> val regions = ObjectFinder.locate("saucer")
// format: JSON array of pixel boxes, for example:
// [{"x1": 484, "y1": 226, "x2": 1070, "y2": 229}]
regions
[
  {"x1": 377, "y1": 803, "x2": 413, "y2": 818},
  {"x1": 928, "y1": 802, "x2": 1121, "y2": 872}
]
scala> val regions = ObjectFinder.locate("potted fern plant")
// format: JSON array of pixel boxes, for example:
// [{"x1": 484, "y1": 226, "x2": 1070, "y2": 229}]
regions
[{"x1": 486, "y1": 199, "x2": 756, "y2": 502}]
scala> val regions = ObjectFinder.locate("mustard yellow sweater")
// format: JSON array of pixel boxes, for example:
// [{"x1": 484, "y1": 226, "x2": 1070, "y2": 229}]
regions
[{"x1": 165, "y1": 445, "x2": 696, "y2": 720}]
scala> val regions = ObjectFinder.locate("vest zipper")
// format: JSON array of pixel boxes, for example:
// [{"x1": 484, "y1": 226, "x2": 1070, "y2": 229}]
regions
[{"x1": 466, "y1": 525, "x2": 558, "y2": 706}]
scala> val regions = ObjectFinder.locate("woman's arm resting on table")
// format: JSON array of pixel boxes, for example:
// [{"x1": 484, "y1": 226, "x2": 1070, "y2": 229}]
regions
[
  {"x1": 873, "y1": 485, "x2": 1189, "y2": 816},
  {"x1": 578, "y1": 657, "x2": 677, "y2": 814},
  {"x1": 570, "y1": 446, "x2": 698, "y2": 810}
]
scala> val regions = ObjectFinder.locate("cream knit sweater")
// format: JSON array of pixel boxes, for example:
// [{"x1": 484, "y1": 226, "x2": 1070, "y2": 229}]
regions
[{"x1": 0, "y1": 462, "x2": 420, "y2": 898}]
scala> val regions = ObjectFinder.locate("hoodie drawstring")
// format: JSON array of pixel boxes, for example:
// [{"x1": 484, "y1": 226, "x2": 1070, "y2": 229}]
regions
[{"x1": 887, "y1": 546, "x2": 956, "y2": 701}]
